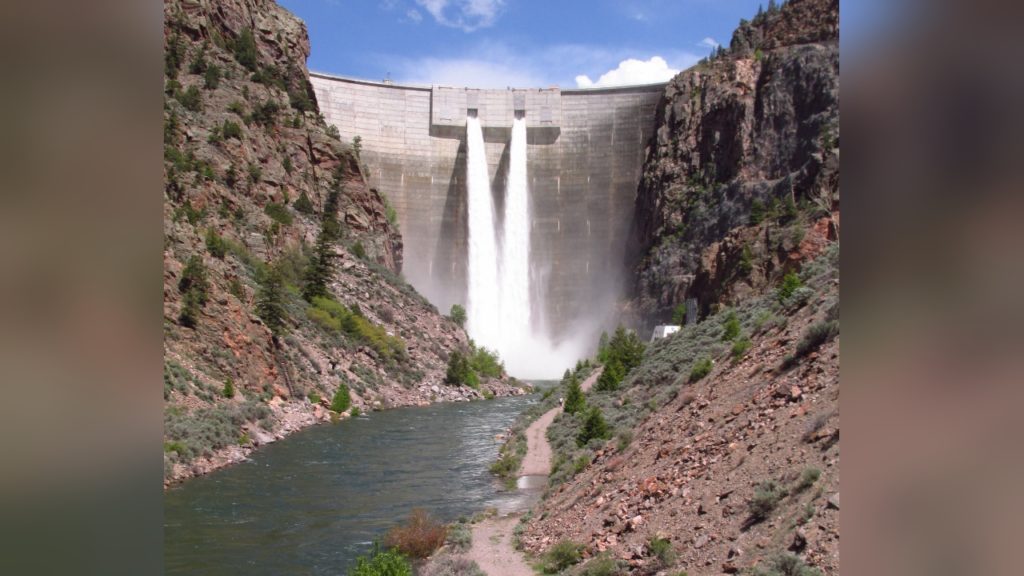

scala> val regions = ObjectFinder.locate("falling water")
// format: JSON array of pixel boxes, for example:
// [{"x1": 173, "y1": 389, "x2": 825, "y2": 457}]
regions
[
  {"x1": 501, "y1": 115, "x2": 531, "y2": 345},
  {"x1": 465, "y1": 114, "x2": 501, "y2": 349}
]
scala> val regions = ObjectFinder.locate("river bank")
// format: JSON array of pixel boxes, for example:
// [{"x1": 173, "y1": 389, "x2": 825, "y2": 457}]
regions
[{"x1": 164, "y1": 377, "x2": 532, "y2": 488}]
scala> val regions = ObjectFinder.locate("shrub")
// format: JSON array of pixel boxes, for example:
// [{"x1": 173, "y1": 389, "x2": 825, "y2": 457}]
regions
[
  {"x1": 264, "y1": 202, "x2": 293, "y2": 226},
  {"x1": 540, "y1": 540, "x2": 583, "y2": 573},
  {"x1": 749, "y1": 480, "x2": 786, "y2": 521},
  {"x1": 383, "y1": 509, "x2": 447, "y2": 559},
  {"x1": 293, "y1": 190, "x2": 315, "y2": 214},
  {"x1": 576, "y1": 406, "x2": 610, "y2": 447},
  {"x1": 448, "y1": 304, "x2": 466, "y2": 328},
  {"x1": 793, "y1": 320, "x2": 839, "y2": 360},
  {"x1": 352, "y1": 241, "x2": 367, "y2": 260},
  {"x1": 248, "y1": 163, "x2": 262, "y2": 183},
  {"x1": 648, "y1": 537, "x2": 677, "y2": 567},
  {"x1": 326, "y1": 124, "x2": 341, "y2": 139},
  {"x1": 232, "y1": 28, "x2": 258, "y2": 71},
  {"x1": 445, "y1": 522, "x2": 472, "y2": 552},
  {"x1": 222, "y1": 379, "x2": 235, "y2": 398},
  {"x1": 794, "y1": 467, "x2": 821, "y2": 492},
  {"x1": 204, "y1": 64, "x2": 221, "y2": 90},
  {"x1": 722, "y1": 311, "x2": 741, "y2": 341},
  {"x1": 250, "y1": 99, "x2": 280, "y2": 127},
  {"x1": 688, "y1": 357, "x2": 712, "y2": 382},
  {"x1": 731, "y1": 337, "x2": 751, "y2": 361},
  {"x1": 178, "y1": 255, "x2": 209, "y2": 299},
  {"x1": 422, "y1": 555, "x2": 484, "y2": 576},
  {"x1": 348, "y1": 548, "x2": 412, "y2": 576},
  {"x1": 578, "y1": 554, "x2": 620, "y2": 576},
  {"x1": 222, "y1": 119, "x2": 242, "y2": 140},
  {"x1": 307, "y1": 297, "x2": 406, "y2": 361},
  {"x1": 227, "y1": 100, "x2": 246, "y2": 116},
  {"x1": 445, "y1": 350, "x2": 477, "y2": 388},
  {"x1": 776, "y1": 272, "x2": 802, "y2": 303},
  {"x1": 205, "y1": 229, "x2": 228, "y2": 258},
  {"x1": 671, "y1": 303, "x2": 687, "y2": 325},
  {"x1": 308, "y1": 391, "x2": 321, "y2": 405},
  {"x1": 331, "y1": 383, "x2": 352, "y2": 413},
  {"x1": 178, "y1": 85, "x2": 202, "y2": 111},
  {"x1": 750, "y1": 553, "x2": 823, "y2": 576},
  {"x1": 179, "y1": 288, "x2": 203, "y2": 328},
  {"x1": 469, "y1": 345, "x2": 503, "y2": 379},
  {"x1": 563, "y1": 376, "x2": 585, "y2": 415}
]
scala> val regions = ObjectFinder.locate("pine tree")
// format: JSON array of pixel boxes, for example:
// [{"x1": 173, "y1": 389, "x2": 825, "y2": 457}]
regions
[
  {"x1": 563, "y1": 375, "x2": 585, "y2": 415},
  {"x1": 256, "y1": 263, "x2": 287, "y2": 337},
  {"x1": 595, "y1": 357, "x2": 625, "y2": 392},
  {"x1": 302, "y1": 230, "x2": 334, "y2": 302},
  {"x1": 577, "y1": 406, "x2": 610, "y2": 447}
]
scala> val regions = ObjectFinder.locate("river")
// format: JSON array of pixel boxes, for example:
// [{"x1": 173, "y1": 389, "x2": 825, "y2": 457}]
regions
[{"x1": 164, "y1": 394, "x2": 538, "y2": 575}]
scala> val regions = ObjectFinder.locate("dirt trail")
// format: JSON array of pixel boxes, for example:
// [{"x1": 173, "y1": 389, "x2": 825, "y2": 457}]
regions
[
  {"x1": 449, "y1": 368, "x2": 607, "y2": 576},
  {"x1": 518, "y1": 367, "x2": 602, "y2": 477}
]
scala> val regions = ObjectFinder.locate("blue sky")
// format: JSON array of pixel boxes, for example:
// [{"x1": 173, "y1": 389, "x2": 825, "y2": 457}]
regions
[{"x1": 278, "y1": 0, "x2": 777, "y2": 88}]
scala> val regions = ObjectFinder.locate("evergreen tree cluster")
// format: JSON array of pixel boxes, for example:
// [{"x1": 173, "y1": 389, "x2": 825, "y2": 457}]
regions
[
  {"x1": 595, "y1": 326, "x2": 646, "y2": 392},
  {"x1": 178, "y1": 255, "x2": 209, "y2": 328}
]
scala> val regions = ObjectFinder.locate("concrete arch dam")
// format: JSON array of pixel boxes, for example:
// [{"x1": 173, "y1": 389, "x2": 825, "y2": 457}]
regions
[{"x1": 311, "y1": 73, "x2": 664, "y2": 376}]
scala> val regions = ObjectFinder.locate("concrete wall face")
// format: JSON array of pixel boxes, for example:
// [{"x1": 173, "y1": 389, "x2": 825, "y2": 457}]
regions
[{"x1": 311, "y1": 73, "x2": 663, "y2": 342}]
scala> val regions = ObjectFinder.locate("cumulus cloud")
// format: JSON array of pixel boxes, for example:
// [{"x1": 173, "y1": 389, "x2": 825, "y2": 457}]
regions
[
  {"x1": 575, "y1": 56, "x2": 679, "y2": 88},
  {"x1": 415, "y1": 0, "x2": 504, "y2": 32},
  {"x1": 699, "y1": 37, "x2": 720, "y2": 49}
]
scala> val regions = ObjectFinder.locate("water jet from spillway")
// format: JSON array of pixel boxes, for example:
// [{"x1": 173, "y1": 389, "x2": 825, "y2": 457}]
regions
[
  {"x1": 465, "y1": 114, "x2": 501, "y2": 350},
  {"x1": 500, "y1": 116, "x2": 531, "y2": 347}
]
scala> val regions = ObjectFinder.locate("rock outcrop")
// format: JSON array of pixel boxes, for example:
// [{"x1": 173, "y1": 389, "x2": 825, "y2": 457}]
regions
[
  {"x1": 628, "y1": 0, "x2": 839, "y2": 331},
  {"x1": 162, "y1": 0, "x2": 524, "y2": 485}
]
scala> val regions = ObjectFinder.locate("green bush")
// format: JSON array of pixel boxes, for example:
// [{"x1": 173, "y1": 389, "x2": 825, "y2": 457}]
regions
[
  {"x1": 648, "y1": 537, "x2": 677, "y2": 567},
  {"x1": 578, "y1": 554, "x2": 620, "y2": 576},
  {"x1": 794, "y1": 320, "x2": 839, "y2": 359},
  {"x1": 178, "y1": 85, "x2": 202, "y2": 111},
  {"x1": 563, "y1": 375, "x2": 585, "y2": 415},
  {"x1": 227, "y1": 100, "x2": 246, "y2": 116},
  {"x1": 794, "y1": 467, "x2": 821, "y2": 492},
  {"x1": 204, "y1": 64, "x2": 221, "y2": 89},
  {"x1": 264, "y1": 202, "x2": 292, "y2": 226},
  {"x1": 671, "y1": 303, "x2": 687, "y2": 325},
  {"x1": 308, "y1": 391, "x2": 321, "y2": 405},
  {"x1": 776, "y1": 272, "x2": 802, "y2": 303},
  {"x1": 222, "y1": 379, "x2": 235, "y2": 398},
  {"x1": 331, "y1": 383, "x2": 352, "y2": 413},
  {"x1": 222, "y1": 119, "x2": 242, "y2": 140},
  {"x1": 231, "y1": 28, "x2": 258, "y2": 71},
  {"x1": 446, "y1": 522, "x2": 472, "y2": 552},
  {"x1": 576, "y1": 406, "x2": 610, "y2": 447},
  {"x1": 540, "y1": 540, "x2": 583, "y2": 573},
  {"x1": 205, "y1": 229, "x2": 228, "y2": 258},
  {"x1": 688, "y1": 357, "x2": 712, "y2": 382},
  {"x1": 352, "y1": 241, "x2": 367, "y2": 260},
  {"x1": 722, "y1": 310, "x2": 741, "y2": 341},
  {"x1": 445, "y1": 350, "x2": 477, "y2": 388},
  {"x1": 249, "y1": 99, "x2": 281, "y2": 127},
  {"x1": 469, "y1": 345, "x2": 503, "y2": 379},
  {"x1": 749, "y1": 480, "x2": 786, "y2": 521},
  {"x1": 595, "y1": 357, "x2": 624, "y2": 392},
  {"x1": 348, "y1": 548, "x2": 412, "y2": 576},
  {"x1": 448, "y1": 304, "x2": 466, "y2": 328},
  {"x1": 307, "y1": 297, "x2": 406, "y2": 361},
  {"x1": 293, "y1": 190, "x2": 314, "y2": 214},
  {"x1": 731, "y1": 337, "x2": 751, "y2": 361}
]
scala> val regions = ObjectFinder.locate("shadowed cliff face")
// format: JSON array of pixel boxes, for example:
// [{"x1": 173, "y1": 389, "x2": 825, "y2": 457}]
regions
[
  {"x1": 162, "y1": 0, "x2": 525, "y2": 485},
  {"x1": 629, "y1": 0, "x2": 839, "y2": 331}
]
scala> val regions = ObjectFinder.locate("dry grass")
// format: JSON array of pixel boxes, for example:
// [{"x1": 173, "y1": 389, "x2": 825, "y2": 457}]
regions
[{"x1": 384, "y1": 508, "x2": 448, "y2": 559}]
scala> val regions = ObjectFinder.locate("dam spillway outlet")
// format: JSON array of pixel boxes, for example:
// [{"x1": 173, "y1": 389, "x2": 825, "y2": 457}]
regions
[
  {"x1": 311, "y1": 74, "x2": 666, "y2": 377},
  {"x1": 465, "y1": 115, "x2": 500, "y2": 350}
]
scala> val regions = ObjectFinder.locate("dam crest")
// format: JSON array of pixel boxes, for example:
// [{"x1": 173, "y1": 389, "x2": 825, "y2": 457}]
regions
[{"x1": 310, "y1": 73, "x2": 665, "y2": 377}]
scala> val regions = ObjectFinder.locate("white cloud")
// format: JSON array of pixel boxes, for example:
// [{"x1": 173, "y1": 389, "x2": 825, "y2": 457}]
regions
[
  {"x1": 699, "y1": 37, "x2": 720, "y2": 49},
  {"x1": 397, "y1": 57, "x2": 547, "y2": 89},
  {"x1": 574, "y1": 56, "x2": 680, "y2": 88},
  {"x1": 406, "y1": 8, "x2": 423, "y2": 22},
  {"x1": 414, "y1": 0, "x2": 504, "y2": 32}
]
